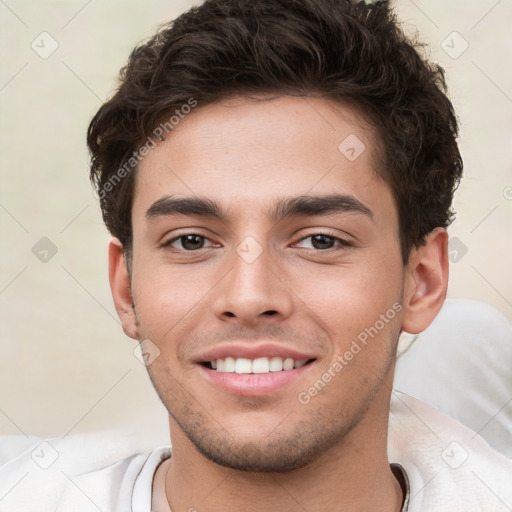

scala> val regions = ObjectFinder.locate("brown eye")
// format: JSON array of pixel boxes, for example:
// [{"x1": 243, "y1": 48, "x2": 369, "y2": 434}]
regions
[
  {"x1": 180, "y1": 234, "x2": 205, "y2": 250},
  {"x1": 310, "y1": 234, "x2": 336, "y2": 249},
  {"x1": 294, "y1": 233, "x2": 353, "y2": 251},
  {"x1": 166, "y1": 234, "x2": 212, "y2": 251}
]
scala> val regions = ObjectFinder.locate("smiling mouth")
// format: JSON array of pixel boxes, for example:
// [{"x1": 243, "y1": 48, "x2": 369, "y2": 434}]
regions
[{"x1": 201, "y1": 356, "x2": 317, "y2": 374}]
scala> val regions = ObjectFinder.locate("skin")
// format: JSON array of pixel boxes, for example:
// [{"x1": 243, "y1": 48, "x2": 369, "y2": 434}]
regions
[{"x1": 109, "y1": 95, "x2": 448, "y2": 511}]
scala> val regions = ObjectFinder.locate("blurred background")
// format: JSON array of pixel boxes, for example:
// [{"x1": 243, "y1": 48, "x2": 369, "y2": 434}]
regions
[{"x1": 1, "y1": 0, "x2": 511, "y2": 446}]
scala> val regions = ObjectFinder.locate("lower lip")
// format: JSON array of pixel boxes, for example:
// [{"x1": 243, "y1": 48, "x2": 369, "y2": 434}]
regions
[{"x1": 198, "y1": 363, "x2": 314, "y2": 397}]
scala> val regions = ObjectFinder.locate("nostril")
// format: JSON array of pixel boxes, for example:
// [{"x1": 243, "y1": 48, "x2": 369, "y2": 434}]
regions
[{"x1": 223, "y1": 310, "x2": 277, "y2": 318}]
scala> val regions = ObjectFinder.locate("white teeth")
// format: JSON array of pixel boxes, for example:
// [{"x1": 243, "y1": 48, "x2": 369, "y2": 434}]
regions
[
  {"x1": 234, "y1": 358, "x2": 252, "y2": 374},
  {"x1": 211, "y1": 357, "x2": 309, "y2": 373},
  {"x1": 224, "y1": 357, "x2": 236, "y2": 372},
  {"x1": 269, "y1": 357, "x2": 284, "y2": 372},
  {"x1": 252, "y1": 357, "x2": 270, "y2": 373},
  {"x1": 283, "y1": 358, "x2": 294, "y2": 371}
]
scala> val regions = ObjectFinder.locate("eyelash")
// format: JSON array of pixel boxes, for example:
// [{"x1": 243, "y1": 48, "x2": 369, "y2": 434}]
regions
[
  {"x1": 162, "y1": 231, "x2": 353, "y2": 252},
  {"x1": 294, "y1": 232, "x2": 353, "y2": 250},
  {"x1": 162, "y1": 233, "x2": 217, "y2": 251}
]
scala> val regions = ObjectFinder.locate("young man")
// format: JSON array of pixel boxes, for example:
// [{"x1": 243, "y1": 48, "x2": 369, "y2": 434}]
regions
[{"x1": 2, "y1": 0, "x2": 511, "y2": 510}]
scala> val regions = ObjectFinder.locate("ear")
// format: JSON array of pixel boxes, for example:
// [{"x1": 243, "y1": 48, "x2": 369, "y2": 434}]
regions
[
  {"x1": 109, "y1": 238, "x2": 139, "y2": 340},
  {"x1": 401, "y1": 227, "x2": 449, "y2": 334}
]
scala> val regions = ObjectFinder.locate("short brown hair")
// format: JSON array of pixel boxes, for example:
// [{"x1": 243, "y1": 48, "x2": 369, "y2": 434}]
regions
[{"x1": 87, "y1": 0, "x2": 463, "y2": 264}]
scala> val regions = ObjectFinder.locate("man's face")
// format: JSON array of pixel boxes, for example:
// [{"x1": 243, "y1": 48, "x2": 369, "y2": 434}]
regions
[{"x1": 127, "y1": 95, "x2": 405, "y2": 471}]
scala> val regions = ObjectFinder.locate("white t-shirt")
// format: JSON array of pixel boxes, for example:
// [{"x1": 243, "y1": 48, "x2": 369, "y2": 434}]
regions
[
  {"x1": 395, "y1": 299, "x2": 512, "y2": 457},
  {"x1": 1, "y1": 392, "x2": 511, "y2": 511}
]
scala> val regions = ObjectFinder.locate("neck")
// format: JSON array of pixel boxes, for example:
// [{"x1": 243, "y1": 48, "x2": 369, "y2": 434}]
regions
[{"x1": 163, "y1": 386, "x2": 403, "y2": 512}]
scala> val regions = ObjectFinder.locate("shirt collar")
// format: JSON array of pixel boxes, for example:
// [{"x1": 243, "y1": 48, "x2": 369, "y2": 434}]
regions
[{"x1": 391, "y1": 463, "x2": 410, "y2": 512}]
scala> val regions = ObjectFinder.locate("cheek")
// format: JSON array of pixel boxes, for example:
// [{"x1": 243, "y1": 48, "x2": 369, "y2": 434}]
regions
[
  {"x1": 306, "y1": 265, "x2": 403, "y2": 398},
  {"x1": 295, "y1": 253, "x2": 403, "y2": 342},
  {"x1": 131, "y1": 262, "x2": 213, "y2": 342}
]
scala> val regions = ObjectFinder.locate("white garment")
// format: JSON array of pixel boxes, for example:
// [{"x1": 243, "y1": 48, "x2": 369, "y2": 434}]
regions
[
  {"x1": 395, "y1": 299, "x2": 512, "y2": 457},
  {"x1": 1, "y1": 392, "x2": 511, "y2": 511}
]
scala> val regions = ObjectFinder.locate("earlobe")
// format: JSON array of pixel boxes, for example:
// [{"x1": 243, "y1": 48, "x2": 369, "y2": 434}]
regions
[
  {"x1": 108, "y1": 238, "x2": 139, "y2": 340},
  {"x1": 401, "y1": 228, "x2": 449, "y2": 334}
]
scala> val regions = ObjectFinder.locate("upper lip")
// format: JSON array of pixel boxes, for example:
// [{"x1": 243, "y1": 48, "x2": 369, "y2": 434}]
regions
[{"x1": 195, "y1": 342, "x2": 317, "y2": 363}]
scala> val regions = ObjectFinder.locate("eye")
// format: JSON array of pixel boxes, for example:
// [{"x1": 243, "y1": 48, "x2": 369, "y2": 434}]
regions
[
  {"x1": 295, "y1": 233, "x2": 351, "y2": 250},
  {"x1": 164, "y1": 234, "x2": 215, "y2": 251}
]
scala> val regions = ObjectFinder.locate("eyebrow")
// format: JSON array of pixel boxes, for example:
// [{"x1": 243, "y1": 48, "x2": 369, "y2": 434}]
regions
[
  {"x1": 146, "y1": 193, "x2": 374, "y2": 222},
  {"x1": 269, "y1": 194, "x2": 373, "y2": 221}
]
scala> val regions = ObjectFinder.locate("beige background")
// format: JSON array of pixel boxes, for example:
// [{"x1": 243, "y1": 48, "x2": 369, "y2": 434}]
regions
[{"x1": 1, "y1": 0, "x2": 511, "y2": 445}]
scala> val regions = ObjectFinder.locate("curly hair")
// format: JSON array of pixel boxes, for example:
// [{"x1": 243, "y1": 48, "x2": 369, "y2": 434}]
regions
[{"x1": 87, "y1": 0, "x2": 462, "y2": 264}]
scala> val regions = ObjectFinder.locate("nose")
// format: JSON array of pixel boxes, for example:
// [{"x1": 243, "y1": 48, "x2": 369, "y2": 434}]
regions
[{"x1": 211, "y1": 243, "x2": 294, "y2": 327}]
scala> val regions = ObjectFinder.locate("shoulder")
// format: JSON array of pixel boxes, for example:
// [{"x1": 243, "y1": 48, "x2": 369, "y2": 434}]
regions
[
  {"x1": 389, "y1": 391, "x2": 512, "y2": 511},
  {"x1": 394, "y1": 299, "x2": 512, "y2": 457},
  {"x1": 0, "y1": 433, "x2": 171, "y2": 512}
]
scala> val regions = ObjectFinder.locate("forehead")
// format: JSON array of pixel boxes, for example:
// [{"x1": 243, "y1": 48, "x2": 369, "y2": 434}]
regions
[{"x1": 133, "y1": 95, "x2": 394, "y2": 224}]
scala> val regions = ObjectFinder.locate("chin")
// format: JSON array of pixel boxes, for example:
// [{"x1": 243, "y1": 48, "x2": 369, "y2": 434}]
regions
[
  {"x1": 172, "y1": 402, "x2": 360, "y2": 473},
  {"x1": 189, "y1": 434, "x2": 330, "y2": 473}
]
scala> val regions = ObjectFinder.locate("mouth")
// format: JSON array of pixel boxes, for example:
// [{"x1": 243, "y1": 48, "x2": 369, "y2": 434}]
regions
[
  {"x1": 201, "y1": 356, "x2": 316, "y2": 373},
  {"x1": 196, "y1": 348, "x2": 318, "y2": 397}
]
